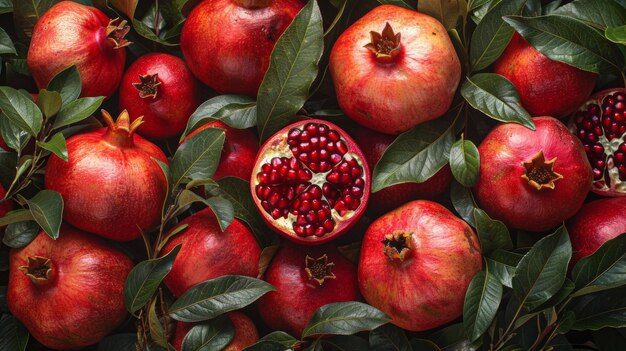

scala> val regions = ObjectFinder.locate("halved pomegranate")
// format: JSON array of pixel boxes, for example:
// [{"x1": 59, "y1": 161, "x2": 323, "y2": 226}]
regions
[{"x1": 250, "y1": 119, "x2": 370, "y2": 245}]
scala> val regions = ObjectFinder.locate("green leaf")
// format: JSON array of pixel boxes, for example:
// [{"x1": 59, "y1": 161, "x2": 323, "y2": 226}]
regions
[
  {"x1": 171, "y1": 127, "x2": 225, "y2": 189},
  {"x1": 553, "y1": 0, "x2": 626, "y2": 30},
  {"x1": 182, "y1": 315, "x2": 235, "y2": 351},
  {"x1": 0, "y1": 315, "x2": 29, "y2": 351},
  {"x1": 53, "y1": 96, "x2": 105, "y2": 129},
  {"x1": 169, "y1": 275, "x2": 275, "y2": 322},
  {"x1": 463, "y1": 270, "x2": 503, "y2": 342},
  {"x1": 418, "y1": 0, "x2": 467, "y2": 30},
  {"x1": 2, "y1": 220, "x2": 39, "y2": 248},
  {"x1": 324, "y1": 335, "x2": 370, "y2": 351},
  {"x1": 256, "y1": 0, "x2": 323, "y2": 141},
  {"x1": 378, "y1": 0, "x2": 414, "y2": 10},
  {"x1": 0, "y1": 27, "x2": 16, "y2": 54},
  {"x1": 132, "y1": 19, "x2": 178, "y2": 46},
  {"x1": 461, "y1": 73, "x2": 534, "y2": 129},
  {"x1": 183, "y1": 95, "x2": 257, "y2": 138},
  {"x1": 0, "y1": 113, "x2": 31, "y2": 151},
  {"x1": 568, "y1": 287, "x2": 626, "y2": 330},
  {"x1": 449, "y1": 137, "x2": 480, "y2": 187},
  {"x1": 12, "y1": 0, "x2": 56, "y2": 42},
  {"x1": 469, "y1": 0, "x2": 527, "y2": 72},
  {"x1": 124, "y1": 245, "x2": 181, "y2": 314},
  {"x1": 244, "y1": 331, "x2": 298, "y2": 350},
  {"x1": 37, "y1": 132, "x2": 68, "y2": 161},
  {"x1": 0, "y1": 87, "x2": 43, "y2": 136},
  {"x1": 503, "y1": 15, "x2": 623, "y2": 73},
  {"x1": 148, "y1": 299, "x2": 168, "y2": 348},
  {"x1": 35, "y1": 89, "x2": 62, "y2": 119},
  {"x1": 0, "y1": 208, "x2": 34, "y2": 227},
  {"x1": 473, "y1": 208, "x2": 513, "y2": 254},
  {"x1": 512, "y1": 226, "x2": 572, "y2": 311},
  {"x1": 368, "y1": 324, "x2": 410, "y2": 351},
  {"x1": 0, "y1": 0, "x2": 12, "y2": 14},
  {"x1": 487, "y1": 250, "x2": 524, "y2": 288},
  {"x1": 203, "y1": 196, "x2": 234, "y2": 232},
  {"x1": 450, "y1": 181, "x2": 478, "y2": 227},
  {"x1": 571, "y1": 233, "x2": 626, "y2": 296},
  {"x1": 301, "y1": 301, "x2": 391, "y2": 338},
  {"x1": 606, "y1": 25, "x2": 626, "y2": 45},
  {"x1": 26, "y1": 190, "x2": 63, "y2": 240},
  {"x1": 47, "y1": 65, "x2": 81, "y2": 106}
]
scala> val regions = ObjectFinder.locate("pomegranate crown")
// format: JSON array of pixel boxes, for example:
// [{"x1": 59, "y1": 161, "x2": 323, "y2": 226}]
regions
[
  {"x1": 382, "y1": 230, "x2": 412, "y2": 261},
  {"x1": 304, "y1": 254, "x2": 336, "y2": 286},
  {"x1": 364, "y1": 22, "x2": 401, "y2": 63},
  {"x1": 521, "y1": 150, "x2": 563, "y2": 190},
  {"x1": 102, "y1": 109, "x2": 144, "y2": 147},
  {"x1": 133, "y1": 73, "x2": 162, "y2": 99},
  {"x1": 106, "y1": 18, "x2": 132, "y2": 49},
  {"x1": 19, "y1": 256, "x2": 54, "y2": 284}
]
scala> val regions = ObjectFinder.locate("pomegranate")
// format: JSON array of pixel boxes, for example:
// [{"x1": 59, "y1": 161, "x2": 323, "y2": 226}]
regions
[
  {"x1": 0, "y1": 184, "x2": 12, "y2": 236},
  {"x1": 569, "y1": 88, "x2": 626, "y2": 196},
  {"x1": 161, "y1": 207, "x2": 261, "y2": 297},
  {"x1": 474, "y1": 116, "x2": 592, "y2": 232},
  {"x1": 566, "y1": 197, "x2": 626, "y2": 265},
  {"x1": 494, "y1": 33, "x2": 597, "y2": 118},
  {"x1": 250, "y1": 119, "x2": 370, "y2": 245},
  {"x1": 119, "y1": 53, "x2": 201, "y2": 140},
  {"x1": 329, "y1": 4, "x2": 461, "y2": 135},
  {"x1": 171, "y1": 312, "x2": 259, "y2": 351},
  {"x1": 45, "y1": 110, "x2": 168, "y2": 241},
  {"x1": 180, "y1": 0, "x2": 304, "y2": 96},
  {"x1": 7, "y1": 226, "x2": 133, "y2": 350},
  {"x1": 183, "y1": 121, "x2": 259, "y2": 181},
  {"x1": 0, "y1": 135, "x2": 7, "y2": 150},
  {"x1": 257, "y1": 243, "x2": 360, "y2": 337},
  {"x1": 358, "y1": 200, "x2": 482, "y2": 331},
  {"x1": 354, "y1": 126, "x2": 452, "y2": 215},
  {"x1": 27, "y1": 1, "x2": 129, "y2": 98}
]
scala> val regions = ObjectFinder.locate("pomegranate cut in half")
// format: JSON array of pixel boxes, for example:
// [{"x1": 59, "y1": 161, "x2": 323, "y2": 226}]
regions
[
  {"x1": 251, "y1": 119, "x2": 370, "y2": 245},
  {"x1": 570, "y1": 88, "x2": 626, "y2": 196}
]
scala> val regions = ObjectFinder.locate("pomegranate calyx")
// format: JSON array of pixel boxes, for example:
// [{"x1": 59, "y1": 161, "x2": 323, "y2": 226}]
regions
[
  {"x1": 521, "y1": 150, "x2": 563, "y2": 190},
  {"x1": 102, "y1": 109, "x2": 143, "y2": 147},
  {"x1": 133, "y1": 73, "x2": 161, "y2": 99},
  {"x1": 106, "y1": 18, "x2": 132, "y2": 49},
  {"x1": 304, "y1": 254, "x2": 336, "y2": 286},
  {"x1": 382, "y1": 230, "x2": 412, "y2": 261},
  {"x1": 19, "y1": 256, "x2": 54, "y2": 284},
  {"x1": 364, "y1": 22, "x2": 401, "y2": 64}
]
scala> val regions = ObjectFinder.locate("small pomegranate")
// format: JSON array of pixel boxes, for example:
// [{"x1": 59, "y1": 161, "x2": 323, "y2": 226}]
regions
[
  {"x1": 250, "y1": 119, "x2": 370, "y2": 245},
  {"x1": 180, "y1": 0, "x2": 304, "y2": 96},
  {"x1": 358, "y1": 200, "x2": 482, "y2": 331},
  {"x1": 7, "y1": 226, "x2": 133, "y2": 350},
  {"x1": 45, "y1": 110, "x2": 168, "y2": 241},
  {"x1": 27, "y1": 1, "x2": 129, "y2": 98},
  {"x1": 354, "y1": 127, "x2": 452, "y2": 215},
  {"x1": 474, "y1": 117, "x2": 592, "y2": 232},
  {"x1": 171, "y1": 312, "x2": 259, "y2": 351},
  {"x1": 566, "y1": 197, "x2": 626, "y2": 265},
  {"x1": 0, "y1": 135, "x2": 8, "y2": 150},
  {"x1": 569, "y1": 88, "x2": 626, "y2": 196},
  {"x1": 257, "y1": 243, "x2": 360, "y2": 337},
  {"x1": 329, "y1": 4, "x2": 461, "y2": 135},
  {"x1": 494, "y1": 33, "x2": 597, "y2": 118},
  {"x1": 161, "y1": 208, "x2": 261, "y2": 297},
  {"x1": 183, "y1": 121, "x2": 259, "y2": 181},
  {"x1": 119, "y1": 53, "x2": 201, "y2": 140}
]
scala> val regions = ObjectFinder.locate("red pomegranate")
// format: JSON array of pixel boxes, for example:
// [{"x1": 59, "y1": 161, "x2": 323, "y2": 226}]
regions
[
  {"x1": 183, "y1": 121, "x2": 259, "y2": 181},
  {"x1": 0, "y1": 184, "x2": 12, "y2": 236},
  {"x1": 180, "y1": 0, "x2": 304, "y2": 96},
  {"x1": 566, "y1": 197, "x2": 626, "y2": 265},
  {"x1": 7, "y1": 226, "x2": 133, "y2": 350},
  {"x1": 329, "y1": 4, "x2": 461, "y2": 135},
  {"x1": 45, "y1": 110, "x2": 168, "y2": 241},
  {"x1": 161, "y1": 208, "x2": 261, "y2": 297},
  {"x1": 250, "y1": 119, "x2": 370, "y2": 245},
  {"x1": 119, "y1": 53, "x2": 201, "y2": 140},
  {"x1": 494, "y1": 33, "x2": 597, "y2": 118},
  {"x1": 27, "y1": 1, "x2": 129, "y2": 98},
  {"x1": 171, "y1": 312, "x2": 259, "y2": 351},
  {"x1": 358, "y1": 200, "x2": 482, "y2": 331},
  {"x1": 0, "y1": 135, "x2": 8, "y2": 150},
  {"x1": 257, "y1": 243, "x2": 360, "y2": 337},
  {"x1": 569, "y1": 88, "x2": 626, "y2": 196},
  {"x1": 474, "y1": 117, "x2": 592, "y2": 232},
  {"x1": 354, "y1": 127, "x2": 452, "y2": 215}
]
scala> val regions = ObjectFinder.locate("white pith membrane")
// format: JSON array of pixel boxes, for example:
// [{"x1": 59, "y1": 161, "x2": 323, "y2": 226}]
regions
[{"x1": 253, "y1": 123, "x2": 367, "y2": 238}]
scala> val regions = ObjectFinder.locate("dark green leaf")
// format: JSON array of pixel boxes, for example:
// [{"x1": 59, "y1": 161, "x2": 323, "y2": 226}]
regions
[
  {"x1": 470, "y1": 0, "x2": 494, "y2": 11},
  {"x1": 212, "y1": 101, "x2": 257, "y2": 129},
  {"x1": 47, "y1": 65, "x2": 81, "y2": 106},
  {"x1": 378, "y1": 0, "x2": 414, "y2": 10},
  {"x1": 418, "y1": 0, "x2": 466, "y2": 29},
  {"x1": 0, "y1": 87, "x2": 42, "y2": 136},
  {"x1": 181, "y1": 315, "x2": 234, "y2": 351},
  {"x1": 301, "y1": 301, "x2": 390, "y2": 338},
  {"x1": 606, "y1": 25, "x2": 626, "y2": 45},
  {"x1": 428, "y1": 323, "x2": 470, "y2": 349},
  {"x1": 183, "y1": 95, "x2": 257, "y2": 138},
  {"x1": 592, "y1": 327, "x2": 626, "y2": 351},
  {"x1": 124, "y1": 245, "x2": 181, "y2": 314},
  {"x1": 324, "y1": 335, "x2": 370, "y2": 351},
  {"x1": 0, "y1": 314, "x2": 29, "y2": 351},
  {"x1": 0, "y1": 113, "x2": 30, "y2": 151},
  {"x1": 0, "y1": 209, "x2": 33, "y2": 227},
  {"x1": 169, "y1": 275, "x2": 275, "y2": 322},
  {"x1": 463, "y1": 270, "x2": 503, "y2": 342},
  {"x1": 203, "y1": 196, "x2": 234, "y2": 232},
  {"x1": 569, "y1": 287, "x2": 626, "y2": 330},
  {"x1": 534, "y1": 279, "x2": 575, "y2": 312},
  {"x1": 461, "y1": 73, "x2": 534, "y2": 129},
  {"x1": 0, "y1": 27, "x2": 16, "y2": 54},
  {"x1": 259, "y1": 331, "x2": 298, "y2": 346},
  {"x1": 132, "y1": 19, "x2": 178, "y2": 46},
  {"x1": 2, "y1": 220, "x2": 39, "y2": 248},
  {"x1": 12, "y1": 0, "x2": 56, "y2": 42},
  {"x1": 26, "y1": 190, "x2": 63, "y2": 240},
  {"x1": 171, "y1": 127, "x2": 225, "y2": 189},
  {"x1": 571, "y1": 233, "x2": 626, "y2": 296},
  {"x1": 97, "y1": 334, "x2": 137, "y2": 351},
  {"x1": 35, "y1": 89, "x2": 62, "y2": 119},
  {"x1": 152, "y1": 157, "x2": 171, "y2": 213},
  {"x1": 244, "y1": 331, "x2": 298, "y2": 350},
  {"x1": 53, "y1": 96, "x2": 105, "y2": 129},
  {"x1": 487, "y1": 250, "x2": 524, "y2": 288},
  {"x1": 553, "y1": 0, "x2": 626, "y2": 30},
  {"x1": 473, "y1": 208, "x2": 513, "y2": 254},
  {"x1": 148, "y1": 299, "x2": 168, "y2": 348},
  {"x1": 368, "y1": 324, "x2": 410, "y2": 351},
  {"x1": 256, "y1": 0, "x2": 323, "y2": 141},
  {"x1": 37, "y1": 132, "x2": 67, "y2": 161},
  {"x1": 0, "y1": 0, "x2": 12, "y2": 14},
  {"x1": 449, "y1": 137, "x2": 480, "y2": 187},
  {"x1": 450, "y1": 181, "x2": 478, "y2": 227}
]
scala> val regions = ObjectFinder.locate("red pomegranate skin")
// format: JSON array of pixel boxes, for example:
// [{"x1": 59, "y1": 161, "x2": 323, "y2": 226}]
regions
[
  {"x1": 474, "y1": 116, "x2": 593, "y2": 232},
  {"x1": 0, "y1": 135, "x2": 7, "y2": 150},
  {"x1": 183, "y1": 121, "x2": 259, "y2": 181},
  {"x1": 7, "y1": 226, "x2": 133, "y2": 350},
  {"x1": 27, "y1": 1, "x2": 127, "y2": 98},
  {"x1": 119, "y1": 53, "x2": 201, "y2": 140},
  {"x1": 494, "y1": 33, "x2": 597, "y2": 118},
  {"x1": 329, "y1": 4, "x2": 461, "y2": 135},
  {"x1": 171, "y1": 312, "x2": 259, "y2": 351},
  {"x1": 358, "y1": 200, "x2": 482, "y2": 331},
  {"x1": 161, "y1": 207, "x2": 261, "y2": 297},
  {"x1": 566, "y1": 197, "x2": 626, "y2": 265},
  {"x1": 44, "y1": 111, "x2": 169, "y2": 241},
  {"x1": 354, "y1": 127, "x2": 452, "y2": 215},
  {"x1": 0, "y1": 184, "x2": 12, "y2": 237},
  {"x1": 180, "y1": 0, "x2": 304, "y2": 96},
  {"x1": 257, "y1": 243, "x2": 360, "y2": 337}
]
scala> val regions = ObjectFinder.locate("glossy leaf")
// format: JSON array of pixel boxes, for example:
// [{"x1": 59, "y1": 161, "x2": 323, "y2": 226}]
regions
[
  {"x1": 53, "y1": 96, "x2": 105, "y2": 129},
  {"x1": 181, "y1": 315, "x2": 234, "y2": 351},
  {"x1": 0, "y1": 0, "x2": 12, "y2": 15},
  {"x1": 571, "y1": 233, "x2": 626, "y2": 296},
  {"x1": 0, "y1": 27, "x2": 16, "y2": 54},
  {"x1": 171, "y1": 127, "x2": 225, "y2": 189},
  {"x1": 0, "y1": 209, "x2": 34, "y2": 227},
  {"x1": 2, "y1": 220, "x2": 39, "y2": 248},
  {"x1": 449, "y1": 137, "x2": 480, "y2": 187},
  {"x1": 487, "y1": 250, "x2": 524, "y2": 288},
  {"x1": 473, "y1": 208, "x2": 513, "y2": 254},
  {"x1": 553, "y1": 0, "x2": 626, "y2": 30},
  {"x1": 203, "y1": 196, "x2": 234, "y2": 232},
  {"x1": 37, "y1": 132, "x2": 68, "y2": 161},
  {"x1": 450, "y1": 181, "x2": 478, "y2": 227},
  {"x1": 244, "y1": 331, "x2": 298, "y2": 350},
  {"x1": 35, "y1": 89, "x2": 62, "y2": 119},
  {"x1": 26, "y1": 190, "x2": 63, "y2": 240},
  {"x1": 568, "y1": 287, "x2": 626, "y2": 330},
  {"x1": 132, "y1": 19, "x2": 178, "y2": 46},
  {"x1": 0, "y1": 113, "x2": 31, "y2": 151},
  {"x1": 183, "y1": 95, "x2": 257, "y2": 138},
  {"x1": 418, "y1": 0, "x2": 467, "y2": 30},
  {"x1": 368, "y1": 324, "x2": 410, "y2": 351},
  {"x1": 148, "y1": 299, "x2": 168, "y2": 348},
  {"x1": 12, "y1": 0, "x2": 56, "y2": 42},
  {"x1": 301, "y1": 301, "x2": 391, "y2": 338},
  {"x1": 0, "y1": 315, "x2": 29, "y2": 351},
  {"x1": 463, "y1": 270, "x2": 503, "y2": 342},
  {"x1": 0, "y1": 87, "x2": 43, "y2": 136},
  {"x1": 47, "y1": 65, "x2": 81, "y2": 106},
  {"x1": 606, "y1": 25, "x2": 626, "y2": 45}
]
